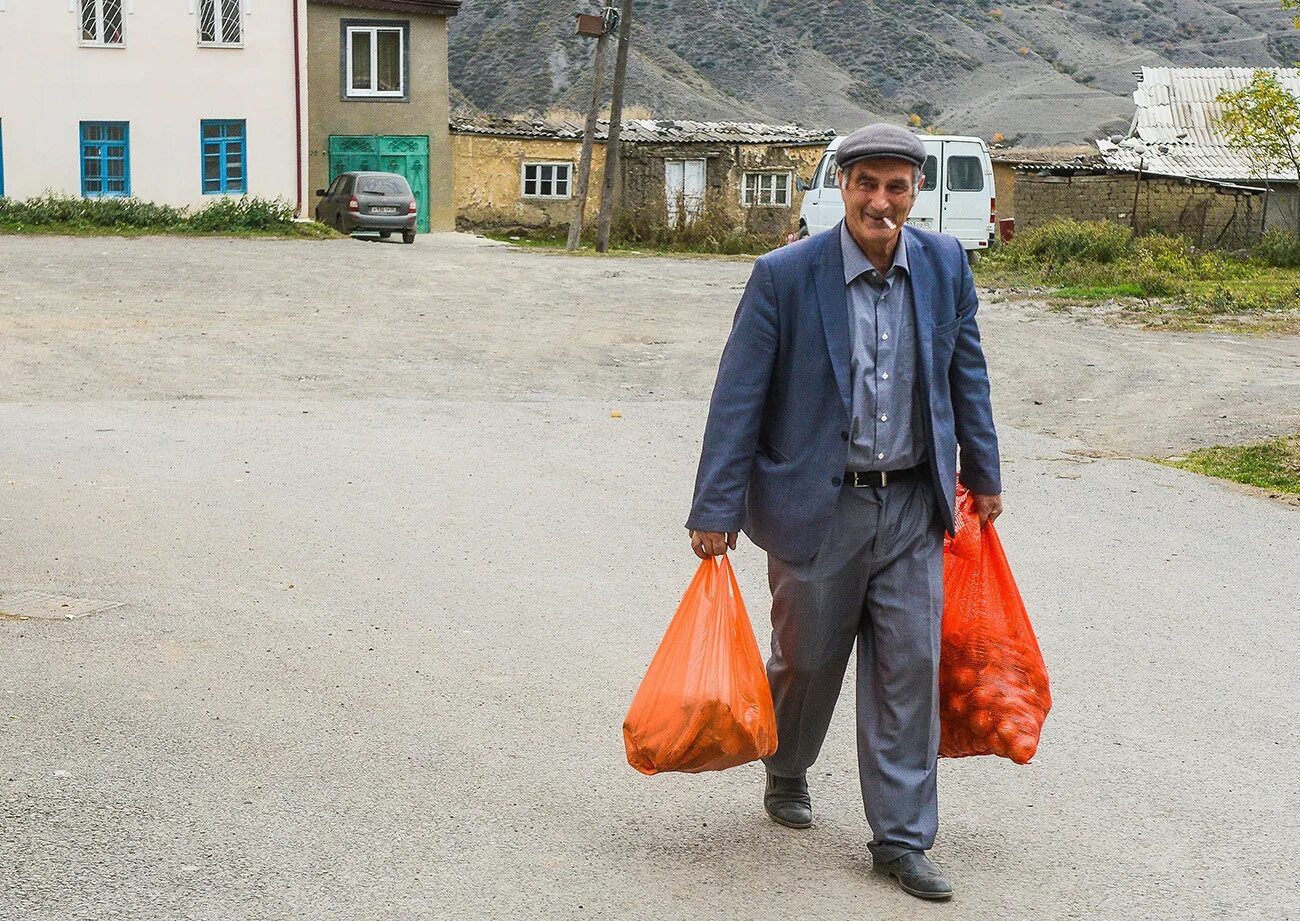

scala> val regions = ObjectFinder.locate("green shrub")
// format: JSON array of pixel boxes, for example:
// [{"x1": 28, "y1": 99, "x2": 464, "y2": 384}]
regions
[
  {"x1": 995, "y1": 218, "x2": 1134, "y2": 266},
  {"x1": 1252, "y1": 230, "x2": 1300, "y2": 268},
  {"x1": 0, "y1": 193, "x2": 304, "y2": 234}
]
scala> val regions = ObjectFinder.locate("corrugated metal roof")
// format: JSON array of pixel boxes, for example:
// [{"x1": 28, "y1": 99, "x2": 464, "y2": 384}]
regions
[
  {"x1": 1097, "y1": 66, "x2": 1300, "y2": 182},
  {"x1": 451, "y1": 116, "x2": 835, "y2": 146}
]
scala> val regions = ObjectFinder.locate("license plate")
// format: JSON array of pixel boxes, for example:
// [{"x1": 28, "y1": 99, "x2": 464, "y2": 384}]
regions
[
  {"x1": 372, "y1": 206, "x2": 398, "y2": 214},
  {"x1": 908, "y1": 217, "x2": 934, "y2": 228}
]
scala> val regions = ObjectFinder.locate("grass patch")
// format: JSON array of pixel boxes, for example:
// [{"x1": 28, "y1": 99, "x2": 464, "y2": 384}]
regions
[
  {"x1": 477, "y1": 228, "x2": 765, "y2": 260},
  {"x1": 0, "y1": 194, "x2": 336, "y2": 239},
  {"x1": 980, "y1": 219, "x2": 1300, "y2": 332},
  {"x1": 1162, "y1": 433, "x2": 1300, "y2": 494}
]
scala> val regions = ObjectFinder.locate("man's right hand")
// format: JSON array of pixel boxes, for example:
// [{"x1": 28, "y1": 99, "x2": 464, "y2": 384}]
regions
[{"x1": 690, "y1": 530, "x2": 737, "y2": 560}]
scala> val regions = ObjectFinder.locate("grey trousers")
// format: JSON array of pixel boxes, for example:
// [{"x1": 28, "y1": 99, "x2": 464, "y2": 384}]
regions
[{"x1": 761, "y1": 476, "x2": 945, "y2": 863}]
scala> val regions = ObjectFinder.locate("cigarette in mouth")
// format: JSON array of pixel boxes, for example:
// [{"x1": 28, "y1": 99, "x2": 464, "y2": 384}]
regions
[{"x1": 882, "y1": 217, "x2": 897, "y2": 230}]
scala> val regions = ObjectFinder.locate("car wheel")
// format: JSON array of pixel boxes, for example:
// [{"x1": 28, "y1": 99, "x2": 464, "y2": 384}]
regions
[
  {"x1": 797, "y1": 222, "x2": 809, "y2": 239},
  {"x1": 402, "y1": 230, "x2": 416, "y2": 244}
]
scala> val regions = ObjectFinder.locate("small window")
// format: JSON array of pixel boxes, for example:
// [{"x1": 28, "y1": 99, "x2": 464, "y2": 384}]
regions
[
  {"x1": 920, "y1": 155, "x2": 938, "y2": 191},
  {"x1": 80, "y1": 121, "x2": 130, "y2": 197},
  {"x1": 201, "y1": 119, "x2": 246, "y2": 194},
  {"x1": 742, "y1": 172, "x2": 791, "y2": 206},
  {"x1": 522, "y1": 162, "x2": 572, "y2": 199},
  {"x1": 81, "y1": 0, "x2": 124, "y2": 46},
  {"x1": 345, "y1": 24, "x2": 407, "y2": 98},
  {"x1": 946, "y1": 156, "x2": 984, "y2": 191},
  {"x1": 822, "y1": 157, "x2": 840, "y2": 188},
  {"x1": 199, "y1": 0, "x2": 243, "y2": 46}
]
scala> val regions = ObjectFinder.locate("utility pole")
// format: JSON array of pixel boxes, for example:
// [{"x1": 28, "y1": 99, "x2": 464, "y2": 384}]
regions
[
  {"x1": 595, "y1": 0, "x2": 634, "y2": 253},
  {"x1": 567, "y1": 1, "x2": 616, "y2": 252}
]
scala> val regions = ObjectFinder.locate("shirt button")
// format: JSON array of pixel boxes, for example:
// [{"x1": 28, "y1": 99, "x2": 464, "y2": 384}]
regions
[
  {"x1": 881, "y1": 414, "x2": 888, "y2": 422},
  {"x1": 877, "y1": 453, "x2": 885, "y2": 460},
  {"x1": 881, "y1": 372, "x2": 889, "y2": 380},
  {"x1": 881, "y1": 332, "x2": 889, "y2": 340},
  {"x1": 832, "y1": 476, "x2": 842, "y2": 487}
]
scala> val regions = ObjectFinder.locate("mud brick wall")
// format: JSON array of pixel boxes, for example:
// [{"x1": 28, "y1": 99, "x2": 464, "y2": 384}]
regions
[{"x1": 1015, "y1": 173, "x2": 1266, "y2": 248}]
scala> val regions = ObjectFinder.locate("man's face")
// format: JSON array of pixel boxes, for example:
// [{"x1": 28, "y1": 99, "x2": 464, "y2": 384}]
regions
[{"x1": 840, "y1": 157, "x2": 919, "y2": 247}]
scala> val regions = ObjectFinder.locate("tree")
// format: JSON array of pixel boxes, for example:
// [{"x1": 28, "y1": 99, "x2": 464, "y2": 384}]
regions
[{"x1": 1216, "y1": 69, "x2": 1300, "y2": 234}]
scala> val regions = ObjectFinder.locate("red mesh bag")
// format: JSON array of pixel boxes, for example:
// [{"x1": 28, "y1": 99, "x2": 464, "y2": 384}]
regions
[
  {"x1": 939, "y1": 487, "x2": 1051, "y2": 764},
  {"x1": 624, "y1": 555, "x2": 778, "y2": 775}
]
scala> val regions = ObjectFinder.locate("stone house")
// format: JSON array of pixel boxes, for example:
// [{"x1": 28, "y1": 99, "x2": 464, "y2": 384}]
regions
[
  {"x1": 450, "y1": 117, "x2": 833, "y2": 237},
  {"x1": 1096, "y1": 66, "x2": 1299, "y2": 236},
  {"x1": 306, "y1": 0, "x2": 461, "y2": 232}
]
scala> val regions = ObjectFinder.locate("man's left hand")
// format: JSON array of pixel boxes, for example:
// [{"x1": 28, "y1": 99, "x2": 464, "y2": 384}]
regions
[{"x1": 972, "y1": 492, "x2": 1003, "y2": 526}]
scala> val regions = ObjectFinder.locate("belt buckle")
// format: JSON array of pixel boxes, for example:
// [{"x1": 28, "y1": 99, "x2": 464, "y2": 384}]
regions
[{"x1": 880, "y1": 469, "x2": 889, "y2": 487}]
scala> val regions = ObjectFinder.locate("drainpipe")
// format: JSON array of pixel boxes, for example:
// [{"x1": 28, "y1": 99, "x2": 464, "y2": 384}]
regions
[{"x1": 292, "y1": 0, "x2": 304, "y2": 217}]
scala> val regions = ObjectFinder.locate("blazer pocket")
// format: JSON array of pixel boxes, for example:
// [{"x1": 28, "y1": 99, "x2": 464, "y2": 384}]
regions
[{"x1": 758, "y1": 441, "x2": 790, "y2": 463}]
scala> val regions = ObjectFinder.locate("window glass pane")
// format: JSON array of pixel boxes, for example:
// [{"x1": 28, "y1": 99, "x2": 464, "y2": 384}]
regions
[
  {"x1": 539, "y1": 177, "x2": 553, "y2": 196},
  {"x1": 822, "y1": 160, "x2": 839, "y2": 188},
  {"x1": 377, "y1": 29, "x2": 402, "y2": 92},
  {"x1": 524, "y1": 179, "x2": 537, "y2": 195},
  {"x1": 357, "y1": 176, "x2": 406, "y2": 195},
  {"x1": 220, "y1": 0, "x2": 241, "y2": 43},
  {"x1": 204, "y1": 154, "x2": 222, "y2": 183},
  {"x1": 946, "y1": 156, "x2": 984, "y2": 191},
  {"x1": 106, "y1": 124, "x2": 125, "y2": 143},
  {"x1": 82, "y1": 0, "x2": 98, "y2": 41},
  {"x1": 350, "y1": 31, "x2": 372, "y2": 90},
  {"x1": 919, "y1": 156, "x2": 937, "y2": 191},
  {"x1": 84, "y1": 153, "x2": 103, "y2": 178},
  {"x1": 202, "y1": 122, "x2": 222, "y2": 140},
  {"x1": 198, "y1": 0, "x2": 216, "y2": 41},
  {"x1": 102, "y1": 0, "x2": 123, "y2": 43}
]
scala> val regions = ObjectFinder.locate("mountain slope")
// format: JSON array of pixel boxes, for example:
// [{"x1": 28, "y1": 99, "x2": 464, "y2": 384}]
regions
[{"x1": 448, "y1": 0, "x2": 1300, "y2": 145}]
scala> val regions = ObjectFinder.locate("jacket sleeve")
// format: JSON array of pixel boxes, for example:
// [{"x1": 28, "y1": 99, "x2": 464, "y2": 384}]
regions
[
  {"x1": 685, "y1": 257, "x2": 780, "y2": 533},
  {"x1": 949, "y1": 241, "x2": 1002, "y2": 496}
]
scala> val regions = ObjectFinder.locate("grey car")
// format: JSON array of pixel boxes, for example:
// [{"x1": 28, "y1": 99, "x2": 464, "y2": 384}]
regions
[{"x1": 315, "y1": 171, "x2": 417, "y2": 243}]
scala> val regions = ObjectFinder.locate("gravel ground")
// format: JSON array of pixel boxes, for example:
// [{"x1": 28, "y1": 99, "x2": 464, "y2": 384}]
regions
[{"x1": 1, "y1": 233, "x2": 1297, "y2": 920}]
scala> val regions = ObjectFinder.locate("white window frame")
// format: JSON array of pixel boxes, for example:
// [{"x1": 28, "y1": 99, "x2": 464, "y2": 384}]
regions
[
  {"x1": 521, "y1": 161, "x2": 573, "y2": 200},
  {"x1": 742, "y1": 171, "x2": 791, "y2": 207},
  {"x1": 79, "y1": 0, "x2": 125, "y2": 47},
  {"x1": 197, "y1": 0, "x2": 244, "y2": 47},
  {"x1": 345, "y1": 25, "x2": 406, "y2": 98}
]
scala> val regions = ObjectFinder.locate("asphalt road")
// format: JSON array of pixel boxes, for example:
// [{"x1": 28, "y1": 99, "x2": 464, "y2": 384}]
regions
[{"x1": 1, "y1": 234, "x2": 1297, "y2": 920}]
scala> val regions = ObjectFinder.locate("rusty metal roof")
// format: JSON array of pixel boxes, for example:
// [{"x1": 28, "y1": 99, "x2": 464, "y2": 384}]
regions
[
  {"x1": 1097, "y1": 66, "x2": 1300, "y2": 183},
  {"x1": 451, "y1": 116, "x2": 834, "y2": 146}
]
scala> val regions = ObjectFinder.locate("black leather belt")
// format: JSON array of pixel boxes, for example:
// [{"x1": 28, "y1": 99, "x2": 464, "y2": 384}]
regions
[{"x1": 847, "y1": 464, "x2": 926, "y2": 488}]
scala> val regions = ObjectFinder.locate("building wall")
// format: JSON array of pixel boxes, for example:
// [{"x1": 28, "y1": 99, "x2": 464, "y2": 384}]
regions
[
  {"x1": 305, "y1": 3, "x2": 454, "y2": 231},
  {"x1": 0, "y1": 0, "x2": 306, "y2": 209},
  {"x1": 992, "y1": 162, "x2": 1018, "y2": 220},
  {"x1": 1015, "y1": 173, "x2": 1266, "y2": 249},
  {"x1": 452, "y1": 134, "x2": 606, "y2": 230}
]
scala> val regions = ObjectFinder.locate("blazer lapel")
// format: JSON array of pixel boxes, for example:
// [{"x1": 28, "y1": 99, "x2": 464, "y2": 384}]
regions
[
  {"x1": 905, "y1": 225, "x2": 935, "y2": 387},
  {"x1": 814, "y1": 224, "x2": 852, "y2": 413}
]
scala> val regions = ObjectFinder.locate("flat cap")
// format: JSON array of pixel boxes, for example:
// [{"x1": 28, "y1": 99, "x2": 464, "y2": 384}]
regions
[{"x1": 835, "y1": 123, "x2": 927, "y2": 171}]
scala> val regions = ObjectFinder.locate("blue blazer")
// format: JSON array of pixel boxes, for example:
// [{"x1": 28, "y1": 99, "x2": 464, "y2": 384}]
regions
[{"x1": 686, "y1": 222, "x2": 1001, "y2": 564}]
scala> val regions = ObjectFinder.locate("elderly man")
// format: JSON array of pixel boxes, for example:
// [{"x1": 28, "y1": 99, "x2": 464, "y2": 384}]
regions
[{"x1": 685, "y1": 123, "x2": 1002, "y2": 900}]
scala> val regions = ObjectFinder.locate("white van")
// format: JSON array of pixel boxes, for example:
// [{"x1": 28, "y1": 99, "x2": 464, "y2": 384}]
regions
[{"x1": 798, "y1": 134, "x2": 996, "y2": 258}]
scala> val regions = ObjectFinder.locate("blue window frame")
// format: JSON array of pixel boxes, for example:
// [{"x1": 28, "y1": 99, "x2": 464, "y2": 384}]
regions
[
  {"x1": 80, "y1": 121, "x2": 130, "y2": 197},
  {"x1": 201, "y1": 119, "x2": 246, "y2": 194}
]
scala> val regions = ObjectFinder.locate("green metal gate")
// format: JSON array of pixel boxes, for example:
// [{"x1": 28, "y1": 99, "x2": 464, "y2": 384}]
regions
[{"x1": 328, "y1": 135, "x2": 430, "y2": 233}]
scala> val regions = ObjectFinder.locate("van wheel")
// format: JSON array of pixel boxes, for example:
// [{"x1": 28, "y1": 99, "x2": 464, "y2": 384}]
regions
[{"x1": 798, "y1": 222, "x2": 809, "y2": 239}]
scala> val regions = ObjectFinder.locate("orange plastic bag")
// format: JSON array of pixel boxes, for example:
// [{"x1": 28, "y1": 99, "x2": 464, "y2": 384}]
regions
[
  {"x1": 624, "y1": 555, "x2": 778, "y2": 775},
  {"x1": 939, "y1": 488, "x2": 1051, "y2": 764}
]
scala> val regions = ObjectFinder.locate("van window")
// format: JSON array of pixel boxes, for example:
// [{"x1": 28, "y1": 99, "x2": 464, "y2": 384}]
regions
[
  {"x1": 920, "y1": 155, "x2": 937, "y2": 192},
  {"x1": 946, "y1": 156, "x2": 984, "y2": 191},
  {"x1": 822, "y1": 158, "x2": 839, "y2": 189}
]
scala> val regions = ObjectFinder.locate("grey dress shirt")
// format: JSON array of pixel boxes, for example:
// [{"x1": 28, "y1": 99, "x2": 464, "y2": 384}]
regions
[{"x1": 840, "y1": 221, "x2": 926, "y2": 472}]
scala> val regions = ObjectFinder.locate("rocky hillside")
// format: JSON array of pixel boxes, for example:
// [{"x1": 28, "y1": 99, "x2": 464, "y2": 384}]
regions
[{"x1": 448, "y1": 0, "x2": 1300, "y2": 145}]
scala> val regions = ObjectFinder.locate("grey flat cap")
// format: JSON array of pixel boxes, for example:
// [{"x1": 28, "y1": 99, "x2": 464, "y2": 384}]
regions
[{"x1": 835, "y1": 123, "x2": 927, "y2": 170}]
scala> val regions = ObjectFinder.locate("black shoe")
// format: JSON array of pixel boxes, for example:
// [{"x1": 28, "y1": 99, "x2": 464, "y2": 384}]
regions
[
  {"x1": 763, "y1": 771, "x2": 812, "y2": 829},
  {"x1": 874, "y1": 851, "x2": 953, "y2": 901}
]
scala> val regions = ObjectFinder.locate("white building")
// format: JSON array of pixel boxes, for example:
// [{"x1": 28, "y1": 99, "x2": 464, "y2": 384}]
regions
[{"x1": 0, "y1": 0, "x2": 308, "y2": 211}]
